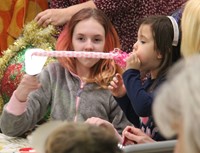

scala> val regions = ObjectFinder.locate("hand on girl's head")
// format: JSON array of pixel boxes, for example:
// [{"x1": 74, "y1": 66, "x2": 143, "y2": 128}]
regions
[
  {"x1": 85, "y1": 117, "x2": 116, "y2": 136},
  {"x1": 108, "y1": 73, "x2": 126, "y2": 98},
  {"x1": 125, "y1": 53, "x2": 141, "y2": 70}
]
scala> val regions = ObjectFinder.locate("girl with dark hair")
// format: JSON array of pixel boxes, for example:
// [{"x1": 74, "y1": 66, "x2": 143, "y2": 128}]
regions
[{"x1": 107, "y1": 15, "x2": 182, "y2": 144}]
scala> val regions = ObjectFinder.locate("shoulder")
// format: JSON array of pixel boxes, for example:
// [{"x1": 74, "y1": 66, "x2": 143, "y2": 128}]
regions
[{"x1": 123, "y1": 69, "x2": 140, "y2": 77}]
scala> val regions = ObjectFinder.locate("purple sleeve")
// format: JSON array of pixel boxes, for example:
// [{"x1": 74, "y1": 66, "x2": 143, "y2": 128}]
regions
[
  {"x1": 50, "y1": 0, "x2": 79, "y2": 8},
  {"x1": 93, "y1": 0, "x2": 135, "y2": 16}
]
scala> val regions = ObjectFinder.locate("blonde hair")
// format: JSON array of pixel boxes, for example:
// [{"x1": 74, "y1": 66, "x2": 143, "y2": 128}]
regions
[
  {"x1": 153, "y1": 55, "x2": 200, "y2": 153},
  {"x1": 181, "y1": 0, "x2": 200, "y2": 57},
  {"x1": 45, "y1": 122, "x2": 122, "y2": 153}
]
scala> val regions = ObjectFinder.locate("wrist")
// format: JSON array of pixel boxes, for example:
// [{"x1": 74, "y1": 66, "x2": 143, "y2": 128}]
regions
[{"x1": 15, "y1": 90, "x2": 27, "y2": 102}]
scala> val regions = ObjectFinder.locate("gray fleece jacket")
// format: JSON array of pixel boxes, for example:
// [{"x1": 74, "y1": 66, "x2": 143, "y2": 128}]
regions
[{"x1": 0, "y1": 62, "x2": 131, "y2": 136}]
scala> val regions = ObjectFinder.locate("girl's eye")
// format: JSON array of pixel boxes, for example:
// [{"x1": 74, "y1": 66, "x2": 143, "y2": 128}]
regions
[
  {"x1": 78, "y1": 37, "x2": 84, "y2": 41},
  {"x1": 140, "y1": 40, "x2": 146, "y2": 44},
  {"x1": 93, "y1": 37, "x2": 104, "y2": 43},
  {"x1": 94, "y1": 38, "x2": 101, "y2": 42},
  {"x1": 137, "y1": 37, "x2": 146, "y2": 44}
]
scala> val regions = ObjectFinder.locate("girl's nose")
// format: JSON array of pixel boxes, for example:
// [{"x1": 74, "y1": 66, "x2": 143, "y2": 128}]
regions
[
  {"x1": 132, "y1": 41, "x2": 138, "y2": 52},
  {"x1": 84, "y1": 40, "x2": 94, "y2": 51}
]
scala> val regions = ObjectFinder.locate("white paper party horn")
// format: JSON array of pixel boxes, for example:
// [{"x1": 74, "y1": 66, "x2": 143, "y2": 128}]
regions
[
  {"x1": 25, "y1": 48, "x2": 48, "y2": 75},
  {"x1": 30, "y1": 48, "x2": 128, "y2": 68}
]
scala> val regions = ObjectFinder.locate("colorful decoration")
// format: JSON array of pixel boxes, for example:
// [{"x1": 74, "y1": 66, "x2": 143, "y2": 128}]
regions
[
  {"x1": 0, "y1": 0, "x2": 49, "y2": 55},
  {"x1": 0, "y1": 20, "x2": 57, "y2": 113}
]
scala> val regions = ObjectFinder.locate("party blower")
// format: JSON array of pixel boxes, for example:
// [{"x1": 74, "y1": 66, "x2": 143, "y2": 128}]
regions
[{"x1": 25, "y1": 48, "x2": 129, "y2": 75}]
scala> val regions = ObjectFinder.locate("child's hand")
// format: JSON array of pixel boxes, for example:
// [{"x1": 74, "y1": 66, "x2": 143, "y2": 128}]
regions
[
  {"x1": 108, "y1": 73, "x2": 126, "y2": 98},
  {"x1": 122, "y1": 126, "x2": 155, "y2": 145},
  {"x1": 126, "y1": 53, "x2": 141, "y2": 70},
  {"x1": 15, "y1": 74, "x2": 41, "y2": 102}
]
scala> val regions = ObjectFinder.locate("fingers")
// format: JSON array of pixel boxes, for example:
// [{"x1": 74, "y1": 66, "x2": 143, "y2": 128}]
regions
[
  {"x1": 18, "y1": 75, "x2": 41, "y2": 94},
  {"x1": 122, "y1": 126, "x2": 139, "y2": 144},
  {"x1": 35, "y1": 10, "x2": 53, "y2": 27},
  {"x1": 108, "y1": 73, "x2": 127, "y2": 97},
  {"x1": 109, "y1": 73, "x2": 123, "y2": 88},
  {"x1": 108, "y1": 74, "x2": 120, "y2": 90},
  {"x1": 122, "y1": 126, "x2": 133, "y2": 136},
  {"x1": 36, "y1": 16, "x2": 52, "y2": 27},
  {"x1": 109, "y1": 80, "x2": 118, "y2": 88},
  {"x1": 122, "y1": 126, "x2": 143, "y2": 144},
  {"x1": 115, "y1": 73, "x2": 123, "y2": 80},
  {"x1": 125, "y1": 53, "x2": 141, "y2": 70},
  {"x1": 123, "y1": 126, "x2": 155, "y2": 144},
  {"x1": 15, "y1": 75, "x2": 41, "y2": 102},
  {"x1": 35, "y1": 10, "x2": 46, "y2": 21},
  {"x1": 123, "y1": 130, "x2": 140, "y2": 143}
]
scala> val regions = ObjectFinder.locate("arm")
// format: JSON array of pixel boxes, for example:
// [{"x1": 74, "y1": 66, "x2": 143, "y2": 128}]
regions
[
  {"x1": 123, "y1": 69, "x2": 154, "y2": 117},
  {"x1": 108, "y1": 95, "x2": 132, "y2": 135},
  {"x1": 108, "y1": 73, "x2": 140, "y2": 127},
  {"x1": 35, "y1": 1, "x2": 96, "y2": 26},
  {"x1": 0, "y1": 67, "x2": 52, "y2": 136},
  {"x1": 114, "y1": 95, "x2": 140, "y2": 128},
  {"x1": 35, "y1": 0, "x2": 135, "y2": 27}
]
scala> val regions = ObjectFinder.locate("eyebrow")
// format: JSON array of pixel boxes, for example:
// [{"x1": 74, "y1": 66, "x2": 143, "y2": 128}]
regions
[
  {"x1": 76, "y1": 33, "x2": 104, "y2": 37},
  {"x1": 140, "y1": 34, "x2": 148, "y2": 40}
]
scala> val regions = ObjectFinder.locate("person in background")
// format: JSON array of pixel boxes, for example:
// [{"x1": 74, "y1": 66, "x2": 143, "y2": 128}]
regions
[
  {"x1": 29, "y1": 121, "x2": 122, "y2": 153},
  {"x1": 153, "y1": 1, "x2": 200, "y2": 152},
  {"x1": 34, "y1": 0, "x2": 186, "y2": 53},
  {"x1": 153, "y1": 54, "x2": 200, "y2": 153},
  {"x1": 108, "y1": 15, "x2": 181, "y2": 144},
  {"x1": 0, "y1": 8, "x2": 131, "y2": 137},
  {"x1": 181, "y1": 0, "x2": 200, "y2": 57}
]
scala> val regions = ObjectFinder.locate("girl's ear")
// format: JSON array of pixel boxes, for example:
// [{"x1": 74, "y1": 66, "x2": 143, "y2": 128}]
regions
[{"x1": 157, "y1": 51, "x2": 163, "y2": 59}]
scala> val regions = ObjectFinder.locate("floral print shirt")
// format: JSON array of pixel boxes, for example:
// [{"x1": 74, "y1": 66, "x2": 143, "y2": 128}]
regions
[{"x1": 50, "y1": 0, "x2": 186, "y2": 53}]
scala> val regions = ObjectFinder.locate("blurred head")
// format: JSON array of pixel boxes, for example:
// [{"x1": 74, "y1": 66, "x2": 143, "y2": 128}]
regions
[
  {"x1": 132, "y1": 15, "x2": 181, "y2": 77},
  {"x1": 56, "y1": 8, "x2": 122, "y2": 88},
  {"x1": 153, "y1": 55, "x2": 200, "y2": 153},
  {"x1": 45, "y1": 122, "x2": 122, "y2": 153},
  {"x1": 181, "y1": 0, "x2": 200, "y2": 57}
]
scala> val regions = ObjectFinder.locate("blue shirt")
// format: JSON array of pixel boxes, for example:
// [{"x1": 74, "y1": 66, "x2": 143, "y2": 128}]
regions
[{"x1": 115, "y1": 69, "x2": 166, "y2": 141}]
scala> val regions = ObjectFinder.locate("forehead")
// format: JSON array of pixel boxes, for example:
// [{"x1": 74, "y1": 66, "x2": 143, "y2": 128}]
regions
[
  {"x1": 138, "y1": 24, "x2": 153, "y2": 39},
  {"x1": 73, "y1": 18, "x2": 105, "y2": 36}
]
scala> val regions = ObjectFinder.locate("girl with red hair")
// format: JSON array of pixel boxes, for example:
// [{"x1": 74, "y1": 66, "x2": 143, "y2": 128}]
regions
[{"x1": 0, "y1": 8, "x2": 131, "y2": 137}]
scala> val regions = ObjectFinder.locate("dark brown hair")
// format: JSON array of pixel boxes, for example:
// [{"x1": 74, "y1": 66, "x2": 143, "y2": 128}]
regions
[{"x1": 139, "y1": 15, "x2": 181, "y2": 89}]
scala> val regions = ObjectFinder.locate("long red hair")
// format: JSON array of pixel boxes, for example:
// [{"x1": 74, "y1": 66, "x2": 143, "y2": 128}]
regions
[{"x1": 56, "y1": 8, "x2": 122, "y2": 89}]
